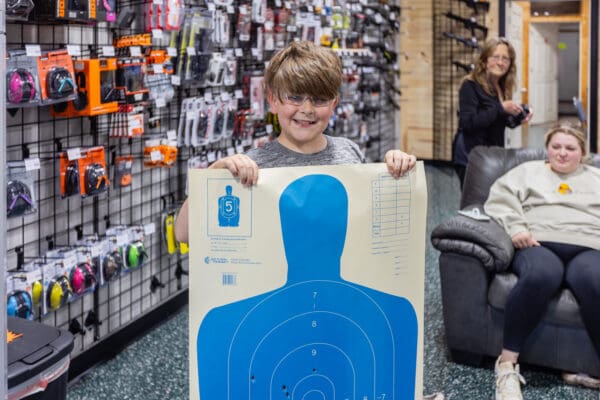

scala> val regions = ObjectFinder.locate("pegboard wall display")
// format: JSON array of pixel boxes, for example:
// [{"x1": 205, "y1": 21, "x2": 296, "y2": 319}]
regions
[
  {"x1": 4, "y1": 0, "x2": 402, "y2": 372},
  {"x1": 433, "y1": 0, "x2": 489, "y2": 160}
]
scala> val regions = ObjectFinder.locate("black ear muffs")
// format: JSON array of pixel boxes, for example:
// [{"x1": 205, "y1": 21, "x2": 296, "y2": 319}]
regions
[
  {"x1": 70, "y1": 262, "x2": 96, "y2": 294},
  {"x1": 73, "y1": 71, "x2": 88, "y2": 111},
  {"x1": 65, "y1": 162, "x2": 80, "y2": 196},
  {"x1": 7, "y1": 179, "x2": 34, "y2": 217},
  {"x1": 102, "y1": 251, "x2": 122, "y2": 281},
  {"x1": 7, "y1": 290, "x2": 33, "y2": 319},
  {"x1": 85, "y1": 163, "x2": 109, "y2": 195},
  {"x1": 47, "y1": 275, "x2": 71, "y2": 311},
  {"x1": 47, "y1": 68, "x2": 75, "y2": 99},
  {"x1": 126, "y1": 241, "x2": 147, "y2": 269}
]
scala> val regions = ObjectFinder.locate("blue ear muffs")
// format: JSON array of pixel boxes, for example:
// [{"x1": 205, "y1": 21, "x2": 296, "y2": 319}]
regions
[{"x1": 7, "y1": 290, "x2": 33, "y2": 319}]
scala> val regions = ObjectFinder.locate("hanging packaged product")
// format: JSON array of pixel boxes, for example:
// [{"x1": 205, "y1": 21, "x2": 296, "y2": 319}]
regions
[
  {"x1": 52, "y1": 57, "x2": 120, "y2": 117},
  {"x1": 33, "y1": 0, "x2": 96, "y2": 22},
  {"x1": 6, "y1": 161, "x2": 39, "y2": 218},
  {"x1": 113, "y1": 155, "x2": 134, "y2": 188},
  {"x1": 143, "y1": 138, "x2": 178, "y2": 168},
  {"x1": 6, "y1": 50, "x2": 42, "y2": 108},
  {"x1": 37, "y1": 49, "x2": 78, "y2": 106},
  {"x1": 115, "y1": 58, "x2": 149, "y2": 103},
  {"x1": 59, "y1": 146, "x2": 110, "y2": 198},
  {"x1": 6, "y1": 271, "x2": 40, "y2": 320},
  {"x1": 96, "y1": 0, "x2": 115, "y2": 22},
  {"x1": 109, "y1": 104, "x2": 145, "y2": 138},
  {"x1": 6, "y1": 0, "x2": 34, "y2": 20}
]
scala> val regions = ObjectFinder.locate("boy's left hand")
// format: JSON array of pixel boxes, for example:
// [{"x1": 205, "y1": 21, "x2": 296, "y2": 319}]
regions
[{"x1": 384, "y1": 150, "x2": 417, "y2": 178}]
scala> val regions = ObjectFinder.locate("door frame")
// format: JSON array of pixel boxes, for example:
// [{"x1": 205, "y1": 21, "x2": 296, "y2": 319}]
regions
[{"x1": 499, "y1": 0, "x2": 598, "y2": 152}]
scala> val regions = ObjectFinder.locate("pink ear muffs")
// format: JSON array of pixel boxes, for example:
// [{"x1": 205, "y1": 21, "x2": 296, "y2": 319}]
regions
[
  {"x1": 7, "y1": 68, "x2": 36, "y2": 104},
  {"x1": 70, "y1": 262, "x2": 96, "y2": 294}
]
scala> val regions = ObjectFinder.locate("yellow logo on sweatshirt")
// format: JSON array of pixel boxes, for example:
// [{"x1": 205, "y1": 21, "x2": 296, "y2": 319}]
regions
[{"x1": 558, "y1": 183, "x2": 572, "y2": 195}]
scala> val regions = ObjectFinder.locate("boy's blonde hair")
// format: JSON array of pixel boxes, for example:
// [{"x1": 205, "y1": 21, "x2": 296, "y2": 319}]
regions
[{"x1": 264, "y1": 40, "x2": 343, "y2": 101}]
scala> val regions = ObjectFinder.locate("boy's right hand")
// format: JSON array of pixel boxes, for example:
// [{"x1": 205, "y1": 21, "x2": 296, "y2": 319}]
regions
[{"x1": 209, "y1": 154, "x2": 259, "y2": 187}]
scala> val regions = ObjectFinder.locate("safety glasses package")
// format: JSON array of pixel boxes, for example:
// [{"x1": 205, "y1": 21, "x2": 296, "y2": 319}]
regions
[{"x1": 6, "y1": 163, "x2": 37, "y2": 219}]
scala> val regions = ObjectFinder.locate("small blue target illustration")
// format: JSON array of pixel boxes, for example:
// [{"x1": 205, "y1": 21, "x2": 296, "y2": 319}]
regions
[{"x1": 197, "y1": 174, "x2": 418, "y2": 400}]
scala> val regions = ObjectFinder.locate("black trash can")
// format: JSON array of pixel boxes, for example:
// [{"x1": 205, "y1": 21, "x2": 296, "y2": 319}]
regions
[{"x1": 7, "y1": 317, "x2": 74, "y2": 400}]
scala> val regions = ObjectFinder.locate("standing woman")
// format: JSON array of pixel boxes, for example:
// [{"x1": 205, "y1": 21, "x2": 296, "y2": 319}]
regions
[
  {"x1": 453, "y1": 37, "x2": 532, "y2": 185},
  {"x1": 484, "y1": 125, "x2": 600, "y2": 399}
]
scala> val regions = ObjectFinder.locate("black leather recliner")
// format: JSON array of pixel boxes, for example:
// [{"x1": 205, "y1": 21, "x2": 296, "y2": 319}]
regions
[{"x1": 431, "y1": 145, "x2": 600, "y2": 377}]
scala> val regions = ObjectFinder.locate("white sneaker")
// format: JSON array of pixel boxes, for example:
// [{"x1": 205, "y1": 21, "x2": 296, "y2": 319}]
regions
[{"x1": 495, "y1": 356, "x2": 526, "y2": 400}]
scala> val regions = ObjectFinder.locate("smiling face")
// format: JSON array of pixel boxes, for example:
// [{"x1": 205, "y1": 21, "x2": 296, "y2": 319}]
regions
[
  {"x1": 485, "y1": 43, "x2": 511, "y2": 82},
  {"x1": 267, "y1": 93, "x2": 338, "y2": 153},
  {"x1": 547, "y1": 132, "x2": 583, "y2": 174}
]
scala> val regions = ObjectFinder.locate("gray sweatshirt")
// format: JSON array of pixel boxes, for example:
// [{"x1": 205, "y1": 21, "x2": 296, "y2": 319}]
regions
[{"x1": 484, "y1": 160, "x2": 600, "y2": 250}]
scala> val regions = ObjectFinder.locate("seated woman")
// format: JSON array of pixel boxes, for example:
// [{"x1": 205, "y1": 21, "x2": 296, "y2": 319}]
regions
[{"x1": 484, "y1": 125, "x2": 600, "y2": 400}]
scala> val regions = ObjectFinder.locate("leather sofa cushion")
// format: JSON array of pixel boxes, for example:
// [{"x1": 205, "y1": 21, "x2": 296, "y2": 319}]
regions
[{"x1": 488, "y1": 273, "x2": 584, "y2": 327}]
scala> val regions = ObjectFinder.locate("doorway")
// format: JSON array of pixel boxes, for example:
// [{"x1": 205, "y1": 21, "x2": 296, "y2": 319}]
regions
[{"x1": 504, "y1": 0, "x2": 589, "y2": 149}]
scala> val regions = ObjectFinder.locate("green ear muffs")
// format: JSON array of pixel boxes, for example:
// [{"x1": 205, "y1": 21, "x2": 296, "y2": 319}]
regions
[
  {"x1": 47, "y1": 275, "x2": 71, "y2": 311},
  {"x1": 126, "y1": 241, "x2": 147, "y2": 269}
]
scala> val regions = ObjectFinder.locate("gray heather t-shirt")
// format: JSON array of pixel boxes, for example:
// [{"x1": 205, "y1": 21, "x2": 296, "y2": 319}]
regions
[{"x1": 245, "y1": 135, "x2": 365, "y2": 168}]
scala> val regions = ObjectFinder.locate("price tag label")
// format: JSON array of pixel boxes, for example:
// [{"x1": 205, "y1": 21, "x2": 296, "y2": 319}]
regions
[
  {"x1": 236, "y1": 144, "x2": 244, "y2": 153},
  {"x1": 153, "y1": 64, "x2": 164, "y2": 74},
  {"x1": 25, "y1": 45, "x2": 41, "y2": 57},
  {"x1": 155, "y1": 97, "x2": 166, "y2": 108},
  {"x1": 67, "y1": 148, "x2": 82, "y2": 161},
  {"x1": 167, "y1": 47, "x2": 177, "y2": 57},
  {"x1": 102, "y1": 46, "x2": 115, "y2": 56},
  {"x1": 226, "y1": 147, "x2": 235, "y2": 156},
  {"x1": 225, "y1": 48, "x2": 234, "y2": 57},
  {"x1": 167, "y1": 130, "x2": 177, "y2": 141},
  {"x1": 152, "y1": 29, "x2": 163, "y2": 39},
  {"x1": 151, "y1": 150, "x2": 162, "y2": 161},
  {"x1": 251, "y1": 48, "x2": 260, "y2": 57},
  {"x1": 207, "y1": 151, "x2": 217, "y2": 163},
  {"x1": 235, "y1": 48, "x2": 244, "y2": 57},
  {"x1": 116, "y1": 233, "x2": 129, "y2": 246},
  {"x1": 144, "y1": 223, "x2": 156, "y2": 235},
  {"x1": 187, "y1": 46, "x2": 197, "y2": 56},
  {"x1": 234, "y1": 89, "x2": 244, "y2": 99},
  {"x1": 24, "y1": 157, "x2": 41, "y2": 171},
  {"x1": 66, "y1": 45, "x2": 81, "y2": 57},
  {"x1": 171, "y1": 75, "x2": 181, "y2": 86},
  {"x1": 265, "y1": 124, "x2": 273, "y2": 133},
  {"x1": 227, "y1": 5, "x2": 235, "y2": 13},
  {"x1": 204, "y1": 92, "x2": 213, "y2": 102},
  {"x1": 130, "y1": 46, "x2": 142, "y2": 57}
]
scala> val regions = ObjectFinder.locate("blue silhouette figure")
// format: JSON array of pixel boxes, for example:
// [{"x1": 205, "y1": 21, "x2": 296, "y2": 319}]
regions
[
  {"x1": 218, "y1": 185, "x2": 240, "y2": 227},
  {"x1": 197, "y1": 174, "x2": 418, "y2": 400}
]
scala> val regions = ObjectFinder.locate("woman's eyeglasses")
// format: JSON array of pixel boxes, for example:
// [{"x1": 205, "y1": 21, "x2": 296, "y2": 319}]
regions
[
  {"x1": 489, "y1": 55, "x2": 511, "y2": 63},
  {"x1": 282, "y1": 94, "x2": 336, "y2": 107}
]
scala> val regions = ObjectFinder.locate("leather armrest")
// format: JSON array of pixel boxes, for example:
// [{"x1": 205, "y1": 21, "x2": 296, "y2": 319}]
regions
[{"x1": 431, "y1": 204, "x2": 514, "y2": 272}]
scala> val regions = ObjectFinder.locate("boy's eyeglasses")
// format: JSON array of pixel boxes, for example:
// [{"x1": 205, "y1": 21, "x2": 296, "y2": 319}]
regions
[
  {"x1": 282, "y1": 94, "x2": 336, "y2": 107},
  {"x1": 489, "y1": 55, "x2": 510, "y2": 63}
]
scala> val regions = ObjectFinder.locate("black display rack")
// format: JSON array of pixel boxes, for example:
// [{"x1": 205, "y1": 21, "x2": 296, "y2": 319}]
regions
[
  {"x1": 433, "y1": 0, "x2": 489, "y2": 161},
  {"x1": 4, "y1": 0, "x2": 402, "y2": 380}
]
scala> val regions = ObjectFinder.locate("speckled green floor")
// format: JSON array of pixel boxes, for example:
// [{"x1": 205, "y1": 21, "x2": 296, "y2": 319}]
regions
[{"x1": 66, "y1": 164, "x2": 600, "y2": 400}]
